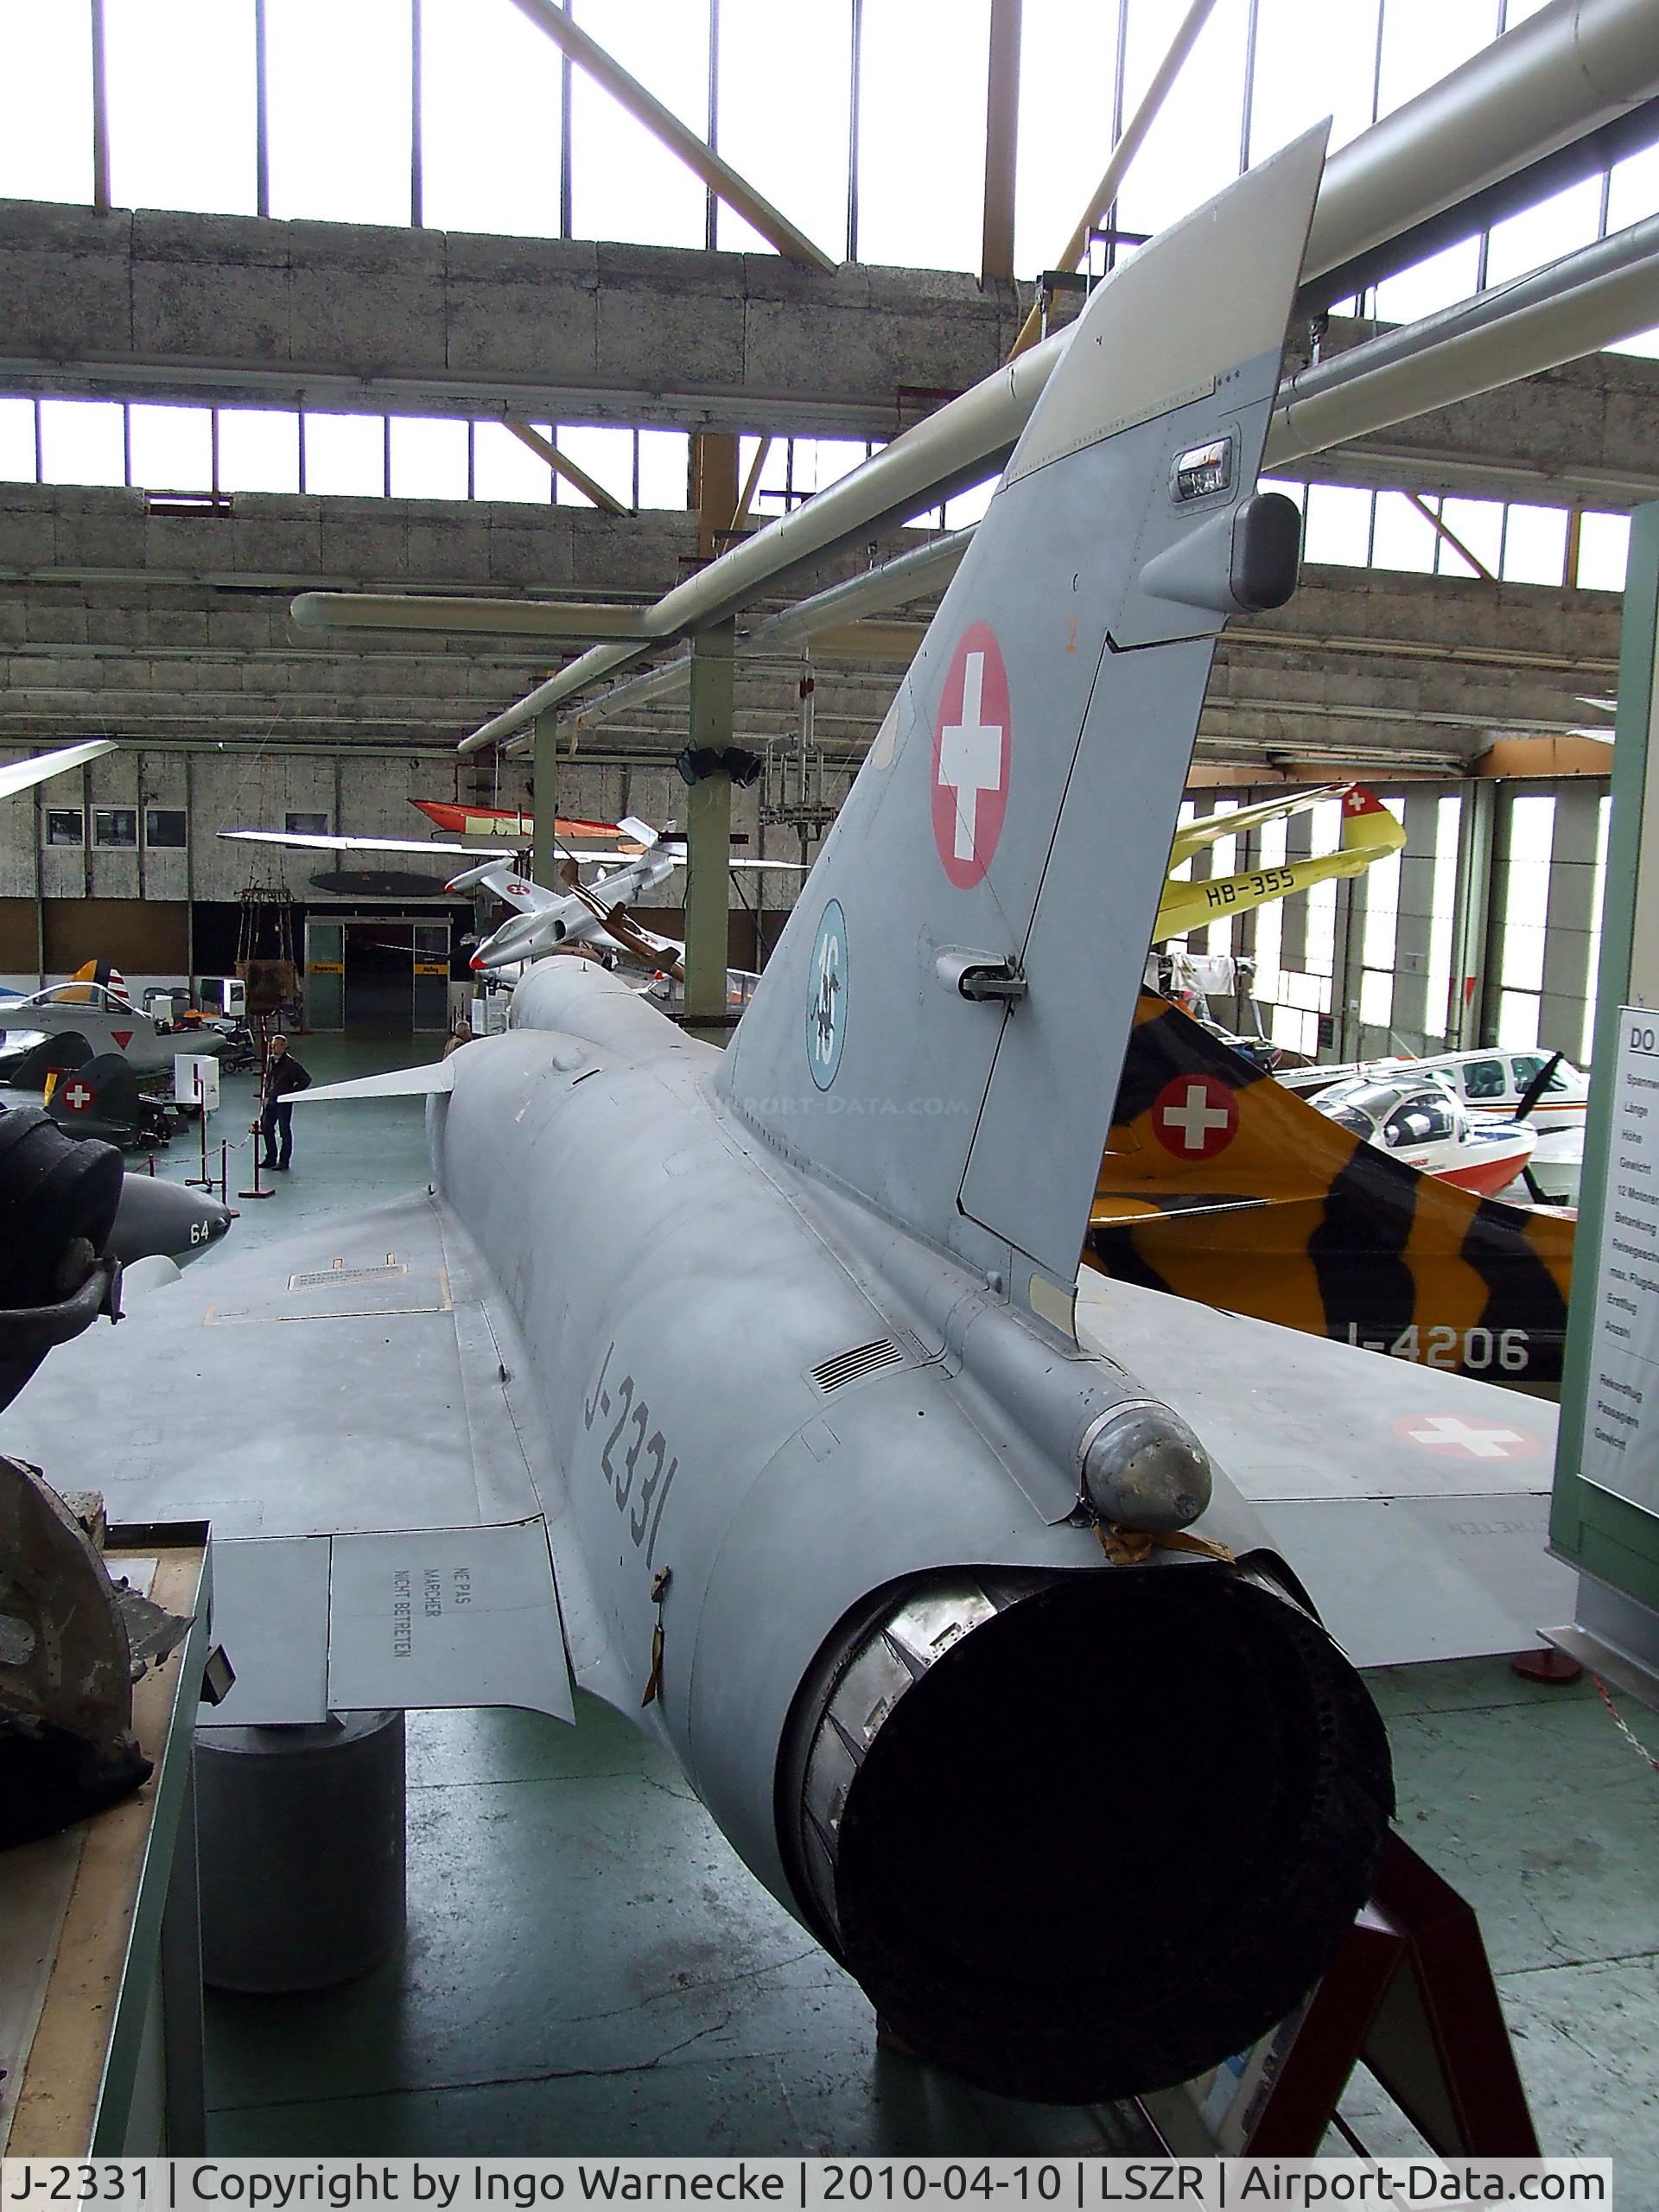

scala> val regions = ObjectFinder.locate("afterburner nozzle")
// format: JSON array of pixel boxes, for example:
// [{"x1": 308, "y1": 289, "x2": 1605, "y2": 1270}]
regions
[
  {"x1": 782, "y1": 1566, "x2": 1393, "y2": 2106},
  {"x1": 1079, "y1": 1399, "x2": 1211, "y2": 1531}
]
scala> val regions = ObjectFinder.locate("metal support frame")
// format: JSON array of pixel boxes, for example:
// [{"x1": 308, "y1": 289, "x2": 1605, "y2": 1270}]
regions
[
  {"x1": 505, "y1": 0, "x2": 834, "y2": 271},
  {"x1": 683, "y1": 627, "x2": 736, "y2": 1035},
  {"x1": 531, "y1": 709, "x2": 560, "y2": 892},
  {"x1": 504, "y1": 417, "x2": 629, "y2": 515},
  {"x1": 89, "y1": 0, "x2": 111, "y2": 212},
  {"x1": 1452, "y1": 778, "x2": 1496, "y2": 1049},
  {"x1": 980, "y1": 0, "x2": 1021, "y2": 288},
  {"x1": 1403, "y1": 489, "x2": 1497, "y2": 583}
]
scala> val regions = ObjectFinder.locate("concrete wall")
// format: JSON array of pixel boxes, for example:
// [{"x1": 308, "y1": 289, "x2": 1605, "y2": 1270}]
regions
[{"x1": 0, "y1": 201, "x2": 1027, "y2": 437}]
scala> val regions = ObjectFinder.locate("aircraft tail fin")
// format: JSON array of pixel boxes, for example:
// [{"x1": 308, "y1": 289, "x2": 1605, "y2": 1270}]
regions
[
  {"x1": 1090, "y1": 995, "x2": 1574, "y2": 1382},
  {"x1": 445, "y1": 859, "x2": 559, "y2": 909},
  {"x1": 717, "y1": 128, "x2": 1328, "y2": 1330},
  {"x1": 1339, "y1": 785, "x2": 1406, "y2": 856}
]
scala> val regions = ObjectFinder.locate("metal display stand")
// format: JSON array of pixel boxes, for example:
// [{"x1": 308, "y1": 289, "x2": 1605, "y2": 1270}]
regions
[{"x1": 1139, "y1": 1834, "x2": 1538, "y2": 2158}]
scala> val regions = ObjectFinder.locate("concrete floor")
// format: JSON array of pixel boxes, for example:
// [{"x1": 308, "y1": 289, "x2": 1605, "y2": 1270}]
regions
[{"x1": 169, "y1": 1034, "x2": 1659, "y2": 2171}]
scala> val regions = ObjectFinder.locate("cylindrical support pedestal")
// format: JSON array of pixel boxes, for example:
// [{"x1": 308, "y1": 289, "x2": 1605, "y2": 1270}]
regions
[{"x1": 194, "y1": 1709, "x2": 407, "y2": 1993}]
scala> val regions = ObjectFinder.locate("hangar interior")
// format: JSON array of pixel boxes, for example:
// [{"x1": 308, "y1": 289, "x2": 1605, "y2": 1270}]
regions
[{"x1": 3, "y1": 0, "x2": 1659, "y2": 2177}]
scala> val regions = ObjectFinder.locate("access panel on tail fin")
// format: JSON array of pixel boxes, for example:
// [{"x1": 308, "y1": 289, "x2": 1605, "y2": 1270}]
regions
[{"x1": 719, "y1": 127, "x2": 1328, "y2": 1327}]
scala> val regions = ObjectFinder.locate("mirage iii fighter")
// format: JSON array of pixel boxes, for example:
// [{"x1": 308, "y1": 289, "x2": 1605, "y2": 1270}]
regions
[{"x1": 1, "y1": 131, "x2": 1570, "y2": 2105}]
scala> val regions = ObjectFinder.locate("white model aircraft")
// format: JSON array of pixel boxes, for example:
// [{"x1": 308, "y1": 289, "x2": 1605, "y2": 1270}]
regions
[
  {"x1": 446, "y1": 816, "x2": 804, "y2": 974},
  {"x1": 0, "y1": 738, "x2": 119, "y2": 802}
]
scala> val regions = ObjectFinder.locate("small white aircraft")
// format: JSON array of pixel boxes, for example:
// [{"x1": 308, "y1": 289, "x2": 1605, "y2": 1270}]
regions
[{"x1": 449, "y1": 817, "x2": 800, "y2": 975}]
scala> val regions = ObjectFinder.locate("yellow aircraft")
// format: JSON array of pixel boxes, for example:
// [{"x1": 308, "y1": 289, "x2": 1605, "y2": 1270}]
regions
[{"x1": 1153, "y1": 782, "x2": 1404, "y2": 943}]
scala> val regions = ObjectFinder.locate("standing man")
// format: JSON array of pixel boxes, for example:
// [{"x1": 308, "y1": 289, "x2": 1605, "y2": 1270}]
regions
[{"x1": 258, "y1": 1034, "x2": 312, "y2": 1172}]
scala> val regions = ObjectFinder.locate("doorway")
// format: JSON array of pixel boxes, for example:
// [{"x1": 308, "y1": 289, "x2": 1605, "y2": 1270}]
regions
[{"x1": 305, "y1": 916, "x2": 450, "y2": 1033}]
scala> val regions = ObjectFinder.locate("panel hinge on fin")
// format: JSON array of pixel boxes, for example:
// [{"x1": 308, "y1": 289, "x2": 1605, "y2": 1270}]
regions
[{"x1": 937, "y1": 951, "x2": 1027, "y2": 1005}]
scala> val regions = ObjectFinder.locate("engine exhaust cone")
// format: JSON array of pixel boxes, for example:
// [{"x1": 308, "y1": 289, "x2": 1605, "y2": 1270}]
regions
[{"x1": 826, "y1": 1567, "x2": 1392, "y2": 2106}]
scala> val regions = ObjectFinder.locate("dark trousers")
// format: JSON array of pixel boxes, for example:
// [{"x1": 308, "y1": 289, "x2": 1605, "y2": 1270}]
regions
[{"x1": 260, "y1": 1098, "x2": 294, "y2": 1166}]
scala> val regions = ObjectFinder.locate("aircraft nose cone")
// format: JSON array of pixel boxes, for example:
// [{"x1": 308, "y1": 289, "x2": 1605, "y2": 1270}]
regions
[{"x1": 109, "y1": 1174, "x2": 238, "y2": 1268}]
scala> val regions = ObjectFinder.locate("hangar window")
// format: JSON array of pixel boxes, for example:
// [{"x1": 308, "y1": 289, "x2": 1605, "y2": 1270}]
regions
[
  {"x1": 302, "y1": 413, "x2": 387, "y2": 499},
  {"x1": 418, "y1": 0, "x2": 563, "y2": 239},
  {"x1": 38, "y1": 399, "x2": 125, "y2": 488},
  {"x1": 715, "y1": 0, "x2": 849, "y2": 261},
  {"x1": 1582, "y1": 792, "x2": 1612, "y2": 1066},
  {"x1": 389, "y1": 416, "x2": 469, "y2": 503},
  {"x1": 1578, "y1": 514, "x2": 1630, "y2": 593},
  {"x1": 1204, "y1": 799, "x2": 1241, "y2": 957},
  {"x1": 1500, "y1": 505, "x2": 1569, "y2": 588},
  {"x1": 45, "y1": 810, "x2": 84, "y2": 848},
  {"x1": 570, "y1": 0, "x2": 710, "y2": 252},
  {"x1": 286, "y1": 812, "x2": 330, "y2": 837},
  {"x1": 1494, "y1": 791, "x2": 1555, "y2": 1051},
  {"x1": 219, "y1": 409, "x2": 301, "y2": 495},
  {"x1": 105, "y1": 0, "x2": 256, "y2": 220},
  {"x1": 129, "y1": 404, "x2": 213, "y2": 494},
  {"x1": 143, "y1": 808, "x2": 188, "y2": 850},
  {"x1": 1302, "y1": 484, "x2": 1373, "y2": 567},
  {"x1": 1249, "y1": 813, "x2": 1290, "y2": 1001},
  {"x1": 1357, "y1": 804, "x2": 1405, "y2": 1038},
  {"x1": 1424, "y1": 792, "x2": 1462, "y2": 1046},
  {"x1": 555, "y1": 427, "x2": 635, "y2": 511},
  {"x1": 0, "y1": 4, "x2": 92, "y2": 204},
  {"x1": 0, "y1": 397, "x2": 35, "y2": 482},
  {"x1": 92, "y1": 807, "x2": 138, "y2": 849},
  {"x1": 856, "y1": 0, "x2": 990, "y2": 272},
  {"x1": 264, "y1": 0, "x2": 411, "y2": 226}
]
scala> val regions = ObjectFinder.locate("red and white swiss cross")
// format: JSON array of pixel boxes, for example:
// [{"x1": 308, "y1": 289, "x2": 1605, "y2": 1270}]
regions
[
  {"x1": 1151, "y1": 1074, "x2": 1237, "y2": 1160},
  {"x1": 1389, "y1": 1413, "x2": 1542, "y2": 1462},
  {"x1": 59, "y1": 1077, "x2": 95, "y2": 1115},
  {"x1": 931, "y1": 622, "x2": 1010, "y2": 889}
]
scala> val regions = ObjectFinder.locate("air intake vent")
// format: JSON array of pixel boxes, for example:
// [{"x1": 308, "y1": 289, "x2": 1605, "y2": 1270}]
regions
[{"x1": 810, "y1": 1338, "x2": 905, "y2": 1394}]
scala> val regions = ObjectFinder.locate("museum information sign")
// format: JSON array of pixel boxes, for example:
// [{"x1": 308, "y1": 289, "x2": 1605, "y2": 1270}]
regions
[{"x1": 1582, "y1": 1007, "x2": 1659, "y2": 1511}]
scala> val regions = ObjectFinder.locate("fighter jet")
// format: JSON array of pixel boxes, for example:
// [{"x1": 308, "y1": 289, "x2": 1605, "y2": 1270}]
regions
[{"x1": 1, "y1": 133, "x2": 1573, "y2": 2105}]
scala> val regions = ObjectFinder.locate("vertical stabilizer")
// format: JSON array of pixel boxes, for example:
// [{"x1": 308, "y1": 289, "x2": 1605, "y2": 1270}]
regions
[{"x1": 718, "y1": 129, "x2": 1328, "y2": 1332}]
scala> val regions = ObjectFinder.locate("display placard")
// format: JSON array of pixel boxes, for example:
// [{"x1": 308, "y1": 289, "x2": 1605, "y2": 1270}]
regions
[{"x1": 1580, "y1": 1009, "x2": 1659, "y2": 1509}]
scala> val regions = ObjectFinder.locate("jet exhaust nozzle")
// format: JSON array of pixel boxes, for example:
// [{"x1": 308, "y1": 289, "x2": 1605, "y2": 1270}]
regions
[{"x1": 782, "y1": 1566, "x2": 1392, "y2": 2106}]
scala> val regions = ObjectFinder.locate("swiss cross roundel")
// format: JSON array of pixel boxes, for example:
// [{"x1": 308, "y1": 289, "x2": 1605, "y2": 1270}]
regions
[
  {"x1": 59, "y1": 1077, "x2": 96, "y2": 1115},
  {"x1": 1389, "y1": 1413, "x2": 1543, "y2": 1462},
  {"x1": 931, "y1": 621, "x2": 1011, "y2": 888},
  {"x1": 1151, "y1": 1075, "x2": 1238, "y2": 1160}
]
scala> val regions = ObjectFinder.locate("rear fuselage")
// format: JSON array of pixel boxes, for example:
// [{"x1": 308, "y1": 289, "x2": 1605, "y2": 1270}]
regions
[{"x1": 428, "y1": 957, "x2": 1392, "y2": 2104}]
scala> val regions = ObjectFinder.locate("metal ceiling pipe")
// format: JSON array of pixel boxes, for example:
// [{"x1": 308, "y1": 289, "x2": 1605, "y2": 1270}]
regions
[
  {"x1": 554, "y1": 531, "x2": 976, "y2": 745},
  {"x1": 1271, "y1": 208, "x2": 1659, "y2": 468},
  {"x1": 1303, "y1": 0, "x2": 1659, "y2": 289}
]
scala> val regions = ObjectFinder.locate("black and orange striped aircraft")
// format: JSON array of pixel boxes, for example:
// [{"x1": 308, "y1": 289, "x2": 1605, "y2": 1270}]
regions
[{"x1": 1088, "y1": 993, "x2": 1574, "y2": 1385}]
